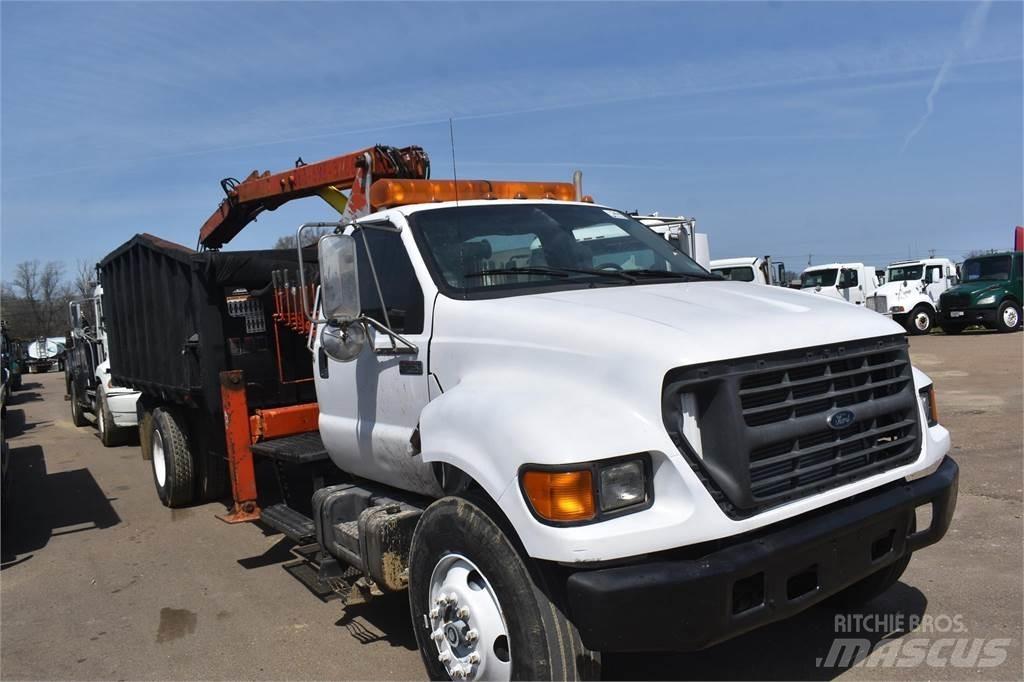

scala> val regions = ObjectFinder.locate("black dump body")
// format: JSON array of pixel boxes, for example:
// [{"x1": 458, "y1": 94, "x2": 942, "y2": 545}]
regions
[{"x1": 99, "y1": 234, "x2": 318, "y2": 427}]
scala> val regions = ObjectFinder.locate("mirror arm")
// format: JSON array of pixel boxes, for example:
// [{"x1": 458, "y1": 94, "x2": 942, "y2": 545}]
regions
[{"x1": 360, "y1": 316, "x2": 419, "y2": 355}]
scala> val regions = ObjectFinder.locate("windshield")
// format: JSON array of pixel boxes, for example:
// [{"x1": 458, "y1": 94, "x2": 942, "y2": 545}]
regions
[
  {"x1": 713, "y1": 266, "x2": 755, "y2": 282},
  {"x1": 962, "y1": 255, "x2": 1011, "y2": 282},
  {"x1": 800, "y1": 269, "x2": 838, "y2": 288},
  {"x1": 887, "y1": 265, "x2": 923, "y2": 282},
  {"x1": 409, "y1": 204, "x2": 714, "y2": 297}
]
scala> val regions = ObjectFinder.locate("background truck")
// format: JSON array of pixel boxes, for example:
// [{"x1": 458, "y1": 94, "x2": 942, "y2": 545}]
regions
[
  {"x1": 65, "y1": 285, "x2": 142, "y2": 445},
  {"x1": 711, "y1": 256, "x2": 787, "y2": 286},
  {"x1": 799, "y1": 262, "x2": 879, "y2": 306},
  {"x1": 938, "y1": 250, "x2": 1022, "y2": 334},
  {"x1": 635, "y1": 214, "x2": 712, "y2": 269},
  {"x1": 24, "y1": 336, "x2": 65, "y2": 373},
  {"x1": 1, "y1": 324, "x2": 24, "y2": 392},
  {"x1": 867, "y1": 258, "x2": 959, "y2": 335},
  {"x1": 103, "y1": 146, "x2": 957, "y2": 681}
]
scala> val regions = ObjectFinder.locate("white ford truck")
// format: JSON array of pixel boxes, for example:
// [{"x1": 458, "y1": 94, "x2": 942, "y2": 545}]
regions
[
  {"x1": 308, "y1": 197, "x2": 956, "y2": 679},
  {"x1": 107, "y1": 177, "x2": 958, "y2": 681},
  {"x1": 867, "y1": 258, "x2": 960, "y2": 335}
]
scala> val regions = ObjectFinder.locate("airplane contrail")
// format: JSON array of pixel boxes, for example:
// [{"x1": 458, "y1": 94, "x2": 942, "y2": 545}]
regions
[{"x1": 902, "y1": 0, "x2": 992, "y2": 152}]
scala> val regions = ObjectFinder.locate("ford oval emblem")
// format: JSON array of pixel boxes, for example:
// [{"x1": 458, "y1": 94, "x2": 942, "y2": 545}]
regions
[{"x1": 828, "y1": 409, "x2": 856, "y2": 430}]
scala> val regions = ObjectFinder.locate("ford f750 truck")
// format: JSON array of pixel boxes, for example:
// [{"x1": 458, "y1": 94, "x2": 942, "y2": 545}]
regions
[{"x1": 101, "y1": 148, "x2": 957, "y2": 681}]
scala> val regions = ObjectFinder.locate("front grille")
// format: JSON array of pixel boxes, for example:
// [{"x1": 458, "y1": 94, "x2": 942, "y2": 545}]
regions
[
  {"x1": 662, "y1": 335, "x2": 921, "y2": 518},
  {"x1": 941, "y1": 293, "x2": 970, "y2": 309},
  {"x1": 865, "y1": 295, "x2": 887, "y2": 313}
]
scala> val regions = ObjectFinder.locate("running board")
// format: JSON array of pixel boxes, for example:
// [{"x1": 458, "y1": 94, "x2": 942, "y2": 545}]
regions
[{"x1": 260, "y1": 503, "x2": 316, "y2": 544}]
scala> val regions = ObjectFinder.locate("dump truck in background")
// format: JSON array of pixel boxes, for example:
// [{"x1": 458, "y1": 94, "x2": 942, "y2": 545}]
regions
[{"x1": 799, "y1": 262, "x2": 880, "y2": 306}]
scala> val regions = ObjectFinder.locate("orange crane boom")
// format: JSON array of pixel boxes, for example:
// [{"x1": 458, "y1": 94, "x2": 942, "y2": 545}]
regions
[{"x1": 199, "y1": 145, "x2": 429, "y2": 249}]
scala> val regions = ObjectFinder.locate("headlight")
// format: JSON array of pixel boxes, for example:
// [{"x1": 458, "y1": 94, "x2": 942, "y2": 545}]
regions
[
  {"x1": 599, "y1": 460, "x2": 646, "y2": 512},
  {"x1": 890, "y1": 306, "x2": 905, "y2": 313},
  {"x1": 919, "y1": 385, "x2": 939, "y2": 427},
  {"x1": 520, "y1": 455, "x2": 651, "y2": 524},
  {"x1": 977, "y1": 294, "x2": 996, "y2": 306}
]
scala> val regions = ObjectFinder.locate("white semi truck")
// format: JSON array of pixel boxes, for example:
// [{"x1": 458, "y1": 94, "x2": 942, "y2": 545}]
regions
[
  {"x1": 867, "y1": 258, "x2": 959, "y2": 335},
  {"x1": 101, "y1": 150, "x2": 957, "y2": 681},
  {"x1": 636, "y1": 214, "x2": 711, "y2": 269},
  {"x1": 711, "y1": 256, "x2": 787, "y2": 286},
  {"x1": 66, "y1": 285, "x2": 140, "y2": 445},
  {"x1": 799, "y1": 262, "x2": 880, "y2": 306}
]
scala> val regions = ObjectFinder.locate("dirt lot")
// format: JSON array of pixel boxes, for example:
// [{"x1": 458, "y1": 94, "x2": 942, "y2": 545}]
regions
[{"x1": 2, "y1": 332, "x2": 1021, "y2": 681}]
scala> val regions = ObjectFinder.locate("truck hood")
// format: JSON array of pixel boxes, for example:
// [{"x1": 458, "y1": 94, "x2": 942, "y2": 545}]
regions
[
  {"x1": 876, "y1": 280, "x2": 925, "y2": 298},
  {"x1": 430, "y1": 281, "x2": 906, "y2": 397},
  {"x1": 942, "y1": 281, "x2": 1004, "y2": 298}
]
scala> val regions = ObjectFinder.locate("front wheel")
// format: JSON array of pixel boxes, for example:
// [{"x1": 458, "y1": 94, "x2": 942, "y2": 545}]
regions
[
  {"x1": 69, "y1": 383, "x2": 89, "y2": 427},
  {"x1": 95, "y1": 388, "x2": 127, "y2": 447},
  {"x1": 995, "y1": 300, "x2": 1021, "y2": 333},
  {"x1": 409, "y1": 497, "x2": 599, "y2": 681},
  {"x1": 906, "y1": 305, "x2": 934, "y2": 335}
]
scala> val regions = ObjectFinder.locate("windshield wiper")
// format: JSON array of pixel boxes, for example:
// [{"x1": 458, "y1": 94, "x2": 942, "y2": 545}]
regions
[
  {"x1": 465, "y1": 265, "x2": 638, "y2": 283},
  {"x1": 624, "y1": 269, "x2": 721, "y2": 281},
  {"x1": 464, "y1": 267, "x2": 569, "y2": 279}
]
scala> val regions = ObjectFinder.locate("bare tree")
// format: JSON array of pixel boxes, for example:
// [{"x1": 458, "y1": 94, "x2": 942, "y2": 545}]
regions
[
  {"x1": 273, "y1": 226, "x2": 332, "y2": 250},
  {"x1": 7, "y1": 260, "x2": 72, "y2": 338},
  {"x1": 73, "y1": 259, "x2": 97, "y2": 299}
]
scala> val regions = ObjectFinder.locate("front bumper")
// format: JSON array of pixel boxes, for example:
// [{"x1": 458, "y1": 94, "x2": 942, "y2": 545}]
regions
[
  {"x1": 939, "y1": 307, "x2": 997, "y2": 326},
  {"x1": 565, "y1": 456, "x2": 958, "y2": 652}
]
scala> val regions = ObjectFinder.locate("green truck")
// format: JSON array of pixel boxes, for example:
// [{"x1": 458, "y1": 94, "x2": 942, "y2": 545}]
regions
[{"x1": 939, "y1": 251, "x2": 1023, "y2": 334}]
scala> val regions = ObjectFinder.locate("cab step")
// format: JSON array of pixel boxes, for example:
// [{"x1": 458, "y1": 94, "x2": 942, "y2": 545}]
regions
[
  {"x1": 251, "y1": 432, "x2": 329, "y2": 464},
  {"x1": 260, "y1": 503, "x2": 316, "y2": 544}
]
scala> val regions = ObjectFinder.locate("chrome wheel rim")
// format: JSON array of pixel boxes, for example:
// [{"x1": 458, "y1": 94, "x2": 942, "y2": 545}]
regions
[
  {"x1": 1003, "y1": 307, "x2": 1019, "y2": 328},
  {"x1": 152, "y1": 429, "x2": 167, "y2": 487},
  {"x1": 914, "y1": 311, "x2": 931, "y2": 331},
  {"x1": 427, "y1": 554, "x2": 511, "y2": 681}
]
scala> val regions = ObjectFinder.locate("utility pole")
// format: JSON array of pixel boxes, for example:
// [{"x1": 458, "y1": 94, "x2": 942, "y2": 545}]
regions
[
  {"x1": 807, "y1": 253, "x2": 813, "y2": 266},
  {"x1": 928, "y1": 248, "x2": 936, "y2": 258}
]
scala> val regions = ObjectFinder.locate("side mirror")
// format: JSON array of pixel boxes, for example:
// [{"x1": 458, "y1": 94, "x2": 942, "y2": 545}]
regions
[
  {"x1": 69, "y1": 302, "x2": 82, "y2": 330},
  {"x1": 319, "y1": 234, "x2": 360, "y2": 322}
]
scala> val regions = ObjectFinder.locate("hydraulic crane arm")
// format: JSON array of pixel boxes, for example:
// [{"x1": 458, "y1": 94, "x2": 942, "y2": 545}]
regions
[{"x1": 199, "y1": 145, "x2": 429, "y2": 249}]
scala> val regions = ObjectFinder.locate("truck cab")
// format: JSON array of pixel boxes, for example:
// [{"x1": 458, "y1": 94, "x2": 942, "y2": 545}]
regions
[
  {"x1": 799, "y1": 262, "x2": 878, "y2": 306},
  {"x1": 634, "y1": 214, "x2": 711, "y2": 269},
  {"x1": 868, "y1": 258, "x2": 959, "y2": 335},
  {"x1": 306, "y1": 196, "x2": 955, "y2": 679},
  {"x1": 711, "y1": 256, "x2": 787, "y2": 286},
  {"x1": 938, "y1": 251, "x2": 1023, "y2": 334},
  {"x1": 66, "y1": 285, "x2": 141, "y2": 445}
]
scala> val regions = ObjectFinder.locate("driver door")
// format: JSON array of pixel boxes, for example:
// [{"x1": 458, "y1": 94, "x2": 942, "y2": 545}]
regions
[{"x1": 313, "y1": 227, "x2": 437, "y2": 495}]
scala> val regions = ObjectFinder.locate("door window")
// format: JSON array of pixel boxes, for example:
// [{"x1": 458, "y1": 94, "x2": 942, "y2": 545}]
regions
[{"x1": 353, "y1": 229, "x2": 425, "y2": 334}]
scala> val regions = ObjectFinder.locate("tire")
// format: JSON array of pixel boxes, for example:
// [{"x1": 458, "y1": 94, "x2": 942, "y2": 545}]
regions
[
  {"x1": 408, "y1": 496, "x2": 600, "y2": 682},
  {"x1": 69, "y1": 383, "x2": 89, "y2": 427},
  {"x1": 906, "y1": 305, "x2": 934, "y2": 335},
  {"x1": 940, "y1": 324, "x2": 964, "y2": 335},
  {"x1": 995, "y1": 300, "x2": 1021, "y2": 333},
  {"x1": 148, "y1": 407, "x2": 195, "y2": 507},
  {"x1": 95, "y1": 388, "x2": 126, "y2": 447}
]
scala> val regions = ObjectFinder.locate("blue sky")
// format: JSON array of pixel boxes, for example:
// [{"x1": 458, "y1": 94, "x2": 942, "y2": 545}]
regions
[{"x1": 2, "y1": 1, "x2": 1021, "y2": 278}]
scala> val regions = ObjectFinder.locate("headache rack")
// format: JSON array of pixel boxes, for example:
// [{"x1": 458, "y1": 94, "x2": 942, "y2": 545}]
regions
[{"x1": 662, "y1": 335, "x2": 921, "y2": 518}]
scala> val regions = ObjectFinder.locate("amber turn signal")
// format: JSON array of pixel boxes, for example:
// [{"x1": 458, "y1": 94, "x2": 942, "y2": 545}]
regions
[{"x1": 521, "y1": 469, "x2": 596, "y2": 522}]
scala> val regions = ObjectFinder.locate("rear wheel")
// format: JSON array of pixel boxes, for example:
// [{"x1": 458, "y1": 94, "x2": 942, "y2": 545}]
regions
[
  {"x1": 149, "y1": 407, "x2": 195, "y2": 507},
  {"x1": 995, "y1": 300, "x2": 1021, "y2": 333},
  {"x1": 906, "y1": 305, "x2": 934, "y2": 335},
  {"x1": 409, "y1": 497, "x2": 599, "y2": 681},
  {"x1": 69, "y1": 383, "x2": 89, "y2": 427}
]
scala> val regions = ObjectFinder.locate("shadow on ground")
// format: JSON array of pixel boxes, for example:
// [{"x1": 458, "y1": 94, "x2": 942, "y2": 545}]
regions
[{"x1": 1, "y1": 443, "x2": 121, "y2": 567}]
